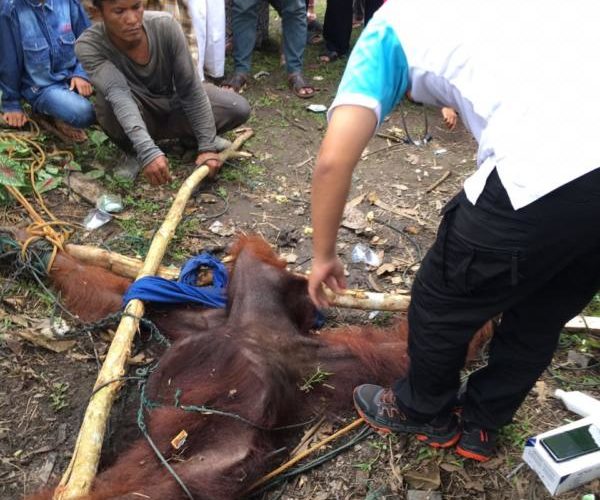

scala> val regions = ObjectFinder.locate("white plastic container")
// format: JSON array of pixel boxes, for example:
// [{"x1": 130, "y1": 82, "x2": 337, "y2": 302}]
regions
[{"x1": 555, "y1": 389, "x2": 600, "y2": 418}]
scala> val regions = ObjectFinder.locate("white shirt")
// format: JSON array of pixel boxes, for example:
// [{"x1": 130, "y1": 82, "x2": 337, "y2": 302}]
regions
[{"x1": 330, "y1": 0, "x2": 600, "y2": 209}]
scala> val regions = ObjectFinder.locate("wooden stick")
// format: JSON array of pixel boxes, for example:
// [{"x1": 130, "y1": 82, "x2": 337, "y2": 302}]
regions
[
  {"x1": 65, "y1": 243, "x2": 182, "y2": 281},
  {"x1": 63, "y1": 243, "x2": 411, "y2": 312},
  {"x1": 247, "y1": 418, "x2": 365, "y2": 493},
  {"x1": 325, "y1": 288, "x2": 410, "y2": 311},
  {"x1": 54, "y1": 129, "x2": 254, "y2": 500},
  {"x1": 425, "y1": 170, "x2": 451, "y2": 193}
]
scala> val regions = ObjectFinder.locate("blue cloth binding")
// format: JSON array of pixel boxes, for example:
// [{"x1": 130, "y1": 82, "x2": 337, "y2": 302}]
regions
[{"x1": 122, "y1": 253, "x2": 228, "y2": 309}]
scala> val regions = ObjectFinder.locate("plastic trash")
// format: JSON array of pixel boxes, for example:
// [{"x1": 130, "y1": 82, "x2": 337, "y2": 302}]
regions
[
  {"x1": 555, "y1": 389, "x2": 600, "y2": 417},
  {"x1": 96, "y1": 194, "x2": 123, "y2": 213},
  {"x1": 83, "y1": 209, "x2": 112, "y2": 230},
  {"x1": 351, "y1": 243, "x2": 381, "y2": 267},
  {"x1": 306, "y1": 104, "x2": 328, "y2": 113}
]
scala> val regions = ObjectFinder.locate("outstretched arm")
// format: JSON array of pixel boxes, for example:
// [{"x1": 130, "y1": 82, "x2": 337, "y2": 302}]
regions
[
  {"x1": 309, "y1": 106, "x2": 377, "y2": 307},
  {"x1": 308, "y1": 14, "x2": 410, "y2": 307}
]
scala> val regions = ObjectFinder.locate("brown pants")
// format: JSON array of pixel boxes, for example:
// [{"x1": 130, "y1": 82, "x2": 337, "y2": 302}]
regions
[{"x1": 95, "y1": 83, "x2": 250, "y2": 152}]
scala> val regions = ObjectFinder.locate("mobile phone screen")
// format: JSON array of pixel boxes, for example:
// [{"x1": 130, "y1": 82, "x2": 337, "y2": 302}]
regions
[{"x1": 540, "y1": 424, "x2": 600, "y2": 463}]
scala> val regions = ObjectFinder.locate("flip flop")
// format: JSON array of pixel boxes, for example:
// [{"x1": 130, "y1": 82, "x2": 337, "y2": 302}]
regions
[
  {"x1": 288, "y1": 73, "x2": 315, "y2": 99},
  {"x1": 222, "y1": 73, "x2": 248, "y2": 93},
  {"x1": 319, "y1": 50, "x2": 342, "y2": 63}
]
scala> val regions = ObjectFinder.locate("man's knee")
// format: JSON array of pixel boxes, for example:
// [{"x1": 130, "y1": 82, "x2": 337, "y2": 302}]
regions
[
  {"x1": 226, "y1": 93, "x2": 251, "y2": 130},
  {"x1": 66, "y1": 97, "x2": 96, "y2": 128}
]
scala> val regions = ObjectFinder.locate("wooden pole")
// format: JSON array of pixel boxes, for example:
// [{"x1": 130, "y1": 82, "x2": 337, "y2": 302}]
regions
[
  {"x1": 63, "y1": 243, "x2": 411, "y2": 312},
  {"x1": 54, "y1": 130, "x2": 254, "y2": 500}
]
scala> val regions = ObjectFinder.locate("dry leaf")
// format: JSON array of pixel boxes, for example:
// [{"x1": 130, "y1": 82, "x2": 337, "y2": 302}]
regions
[
  {"x1": 8, "y1": 314, "x2": 29, "y2": 327},
  {"x1": 376, "y1": 263, "x2": 396, "y2": 276},
  {"x1": 406, "y1": 153, "x2": 420, "y2": 165},
  {"x1": 341, "y1": 207, "x2": 367, "y2": 231},
  {"x1": 535, "y1": 380, "x2": 548, "y2": 404},
  {"x1": 346, "y1": 193, "x2": 366, "y2": 210},
  {"x1": 15, "y1": 330, "x2": 76, "y2": 353},
  {"x1": 404, "y1": 225, "x2": 421, "y2": 235},
  {"x1": 404, "y1": 465, "x2": 441, "y2": 490},
  {"x1": 464, "y1": 480, "x2": 485, "y2": 492}
]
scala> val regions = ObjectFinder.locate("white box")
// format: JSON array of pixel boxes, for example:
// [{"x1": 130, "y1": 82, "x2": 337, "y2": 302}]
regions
[{"x1": 523, "y1": 415, "x2": 600, "y2": 495}]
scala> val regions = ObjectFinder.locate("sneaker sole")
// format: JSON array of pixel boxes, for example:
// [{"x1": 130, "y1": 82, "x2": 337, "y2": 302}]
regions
[
  {"x1": 416, "y1": 432, "x2": 461, "y2": 449},
  {"x1": 354, "y1": 401, "x2": 460, "y2": 449},
  {"x1": 455, "y1": 445, "x2": 491, "y2": 462}
]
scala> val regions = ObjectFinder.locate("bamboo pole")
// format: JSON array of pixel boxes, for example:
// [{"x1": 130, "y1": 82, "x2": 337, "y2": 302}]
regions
[
  {"x1": 63, "y1": 243, "x2": 411, "y2": 312},
  {"x1": 324, "y1": 288, "x2": 410, "y2": 311},
  {"x1": 65, "y1": 243, "x2": 182, "y2": 281},
  {"x1": 54, "y1": 130, "x2": 254, "y2": 500}
]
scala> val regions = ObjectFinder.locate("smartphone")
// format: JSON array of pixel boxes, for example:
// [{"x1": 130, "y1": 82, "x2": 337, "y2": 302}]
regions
[{"x1": 540, "y1": 424, "x2": 600, "y2": 463}]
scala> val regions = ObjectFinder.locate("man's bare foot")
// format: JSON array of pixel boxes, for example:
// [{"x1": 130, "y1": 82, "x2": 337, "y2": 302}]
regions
[{"x1": 54, "y1": 119, "x2": 87, "y2": 143}]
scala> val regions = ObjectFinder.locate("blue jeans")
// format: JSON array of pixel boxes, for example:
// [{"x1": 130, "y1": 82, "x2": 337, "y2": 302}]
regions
[
  {"x1": 27, "y1": 83, "x2": 95, "y2": 128},
  {"x1": 232, "y1": 0, "x2": 306, "y2": 75}
]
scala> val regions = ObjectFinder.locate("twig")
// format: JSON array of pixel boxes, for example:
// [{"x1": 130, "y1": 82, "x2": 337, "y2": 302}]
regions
[
  {"x1": 275, "y1": 109, "x2": 309, "y2": 132},
  {"x1": 376, "y1": 132, "x2": 403, "y2": 142},
  {"x1": 425, "y1": 170, "x2": 451, "y2": 193},
  {"x1": 361, "y1": 142, "x2": 403, "y2": 159}
]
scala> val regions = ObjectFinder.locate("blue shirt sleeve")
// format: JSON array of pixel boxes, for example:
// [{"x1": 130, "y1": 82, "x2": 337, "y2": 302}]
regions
[
  {"x1": 329, "y1": 16, "x2": 409, "y2": 127},
  {"x1": 70, "y1": 0, "x2": 91, "y2": 80},
  {"x1": 0, "y1": 5, "x2": 24, "y2": 112}
]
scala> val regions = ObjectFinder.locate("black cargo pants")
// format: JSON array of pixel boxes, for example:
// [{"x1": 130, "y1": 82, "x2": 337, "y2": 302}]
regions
[{"x1": 393, "y1": 167, "x2": 600, "y2": 430}]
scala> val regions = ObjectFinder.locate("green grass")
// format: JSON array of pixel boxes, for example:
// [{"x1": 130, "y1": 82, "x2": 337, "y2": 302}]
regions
[
  {"x1": 583, "y1": 293, "x2": 600, "y2": 317},
  {"x1": 498, "y1": 418, "x2": 533, "y2": 449}
]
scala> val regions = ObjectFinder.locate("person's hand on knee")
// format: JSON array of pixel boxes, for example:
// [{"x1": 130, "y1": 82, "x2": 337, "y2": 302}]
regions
[
  {"x1": 2, "y1": 111, "x2": 28, "y2": 128},
  {"x1": 195, "y1": 151, "x2": 223, "y2": 178},
  {"x1": 70, "y1": 76, "x2": 94, "y2": 97},
  {"x1": 143, "y1": 155, "x2": 172, "y2": 186}
]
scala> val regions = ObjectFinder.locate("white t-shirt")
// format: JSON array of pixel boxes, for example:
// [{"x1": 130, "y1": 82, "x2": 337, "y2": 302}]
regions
[{"x1": 330, "y1": 0, "x2": 600, "y2": 209}]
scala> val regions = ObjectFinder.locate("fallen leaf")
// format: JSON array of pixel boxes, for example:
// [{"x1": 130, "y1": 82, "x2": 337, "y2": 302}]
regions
[
  {"x1": 376, "y1": 263, "x2": 396, "y2": 276},
  {"x1": 464, "y1": 480, "x2": 485, "y2": 492},
  {"x1": 341, "y1": 207, "x2": 367, "y2": 231},
  {"x1": 8, "y1": 314, "x2": 29, "y2": 327},
  {"x1": 345, "y1": 193, "x2": 366, "y2": 210},
  {"x1": 15, "y1": 330, "x2": 76, "y2": 353},
  {"x1": 406, "y1": 153, "x2": 420, "y2": 165},
  {"x1": 404, "y1": 225, "x2": 421, "y2": 235},
  {"x1": 535, "y1": 380, "x2": 548, "y2": 404},
  {"x1": 404, "y1": 465, "x2": 441, "y2": 490}
]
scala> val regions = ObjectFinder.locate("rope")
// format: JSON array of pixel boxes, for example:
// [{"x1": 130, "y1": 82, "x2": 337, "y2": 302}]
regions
[
  {"x1": 247, "y1": 417, "x2": 367, "y2": 493},
  {"x1": 1, "y1": 121, "x2": 75, "y2": 271}
]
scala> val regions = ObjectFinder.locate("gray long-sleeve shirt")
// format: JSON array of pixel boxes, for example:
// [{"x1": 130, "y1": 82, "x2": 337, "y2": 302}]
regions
[{"x1": 75, "y1": 12, "x2": 216, "y2": 167}]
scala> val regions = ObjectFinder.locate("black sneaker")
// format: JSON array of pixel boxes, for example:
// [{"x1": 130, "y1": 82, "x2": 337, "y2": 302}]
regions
[
  {"x1": 456, "y1": 423, "x2": 497, "y2": 462},
  {"x1": 353, "y1": 384, "x2": 461, "y2": 448}
]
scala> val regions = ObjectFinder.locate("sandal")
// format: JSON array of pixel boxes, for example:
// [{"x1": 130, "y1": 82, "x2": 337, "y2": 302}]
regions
[
  {"x1": 222, "y1": 73, "x2": 248, "y2": 93},
  {"x1": 319, "y1": 50, "x2": 341, "y2": 63},
  {"x1": 287, "y1": 73, "x2": 315, "y2": 99}
]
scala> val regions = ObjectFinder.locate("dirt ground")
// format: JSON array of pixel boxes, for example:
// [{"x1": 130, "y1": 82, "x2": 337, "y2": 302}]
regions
[{"x1": 1, "y1": 5, "x2": 600, "y2": 500}]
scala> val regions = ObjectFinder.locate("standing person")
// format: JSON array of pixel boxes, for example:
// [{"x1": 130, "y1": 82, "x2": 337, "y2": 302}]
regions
[
  {"x1": 319, "y1": 0, "x2": 352, "y2": 63},
  {"x1": 308, "y1": 0, "x2": 600, "y2": 462},
  {"x1": 224, "y1": 0, "x2": 314, "y2": 98},
  {"x1": 75, "y1": 0, "x2": 250, "y2": 185},
  {"x1": 0, "y1": 0, "x2": 95, "y2": 142}
]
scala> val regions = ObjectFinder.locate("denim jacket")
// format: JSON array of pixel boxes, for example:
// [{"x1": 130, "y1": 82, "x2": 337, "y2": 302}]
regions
[{"x1": 0, "y1": 0, "x2": 91, "y2": 112}]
